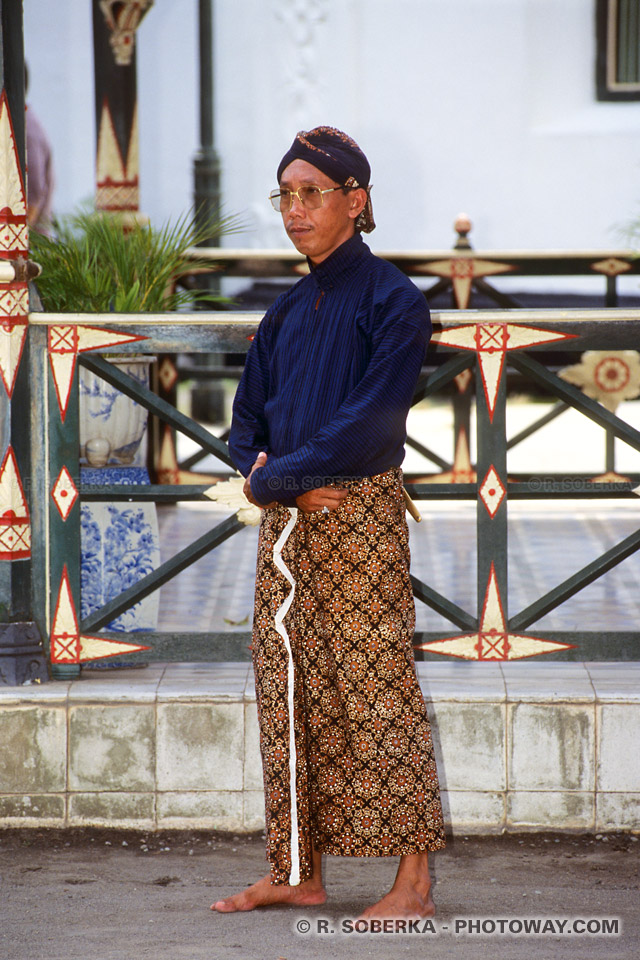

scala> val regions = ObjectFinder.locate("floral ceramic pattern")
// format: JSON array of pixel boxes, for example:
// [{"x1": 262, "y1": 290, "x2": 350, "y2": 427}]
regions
[{"x1": 80, "y1": 466, "x2": 160, "y2": 631}]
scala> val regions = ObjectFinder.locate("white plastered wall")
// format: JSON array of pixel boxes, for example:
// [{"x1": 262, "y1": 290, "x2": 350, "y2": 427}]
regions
[{"x1": 22, "y1": 0, "x2": 640, "y2": 292}]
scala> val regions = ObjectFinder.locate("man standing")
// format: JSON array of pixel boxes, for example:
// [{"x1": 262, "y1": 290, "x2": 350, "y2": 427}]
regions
[{"x1": 215, "y1": 127, "x2": 446, "y2": 919}]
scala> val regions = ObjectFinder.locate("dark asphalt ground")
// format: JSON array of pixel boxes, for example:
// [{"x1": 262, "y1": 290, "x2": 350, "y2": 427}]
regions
[{"x1": 0, "y1": 830, "x2": 638, "y2": 960}]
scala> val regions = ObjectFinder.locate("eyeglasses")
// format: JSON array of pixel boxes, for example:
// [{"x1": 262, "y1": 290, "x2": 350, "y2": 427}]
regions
[{"x1": 268, "y1": 185, "x2": 347, "y2": 212}]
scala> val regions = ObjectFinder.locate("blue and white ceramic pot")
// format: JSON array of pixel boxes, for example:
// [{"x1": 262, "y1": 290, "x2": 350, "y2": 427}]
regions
[
  {"x1": 79, "y1": 356, "x2": 155, "y2": 467},
  {"x1": 79, "y1": 356, "x2": 160, "y2": 635}
]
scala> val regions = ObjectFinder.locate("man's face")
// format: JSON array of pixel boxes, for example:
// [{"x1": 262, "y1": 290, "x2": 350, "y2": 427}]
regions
[{"x1": 279, "y1": 159, "x2": 366, "y2": 265}]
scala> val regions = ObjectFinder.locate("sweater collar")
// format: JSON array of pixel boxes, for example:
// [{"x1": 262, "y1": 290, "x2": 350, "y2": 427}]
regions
[{"x1": 308, "y1": 232, "x2": 368, "y2": 291}]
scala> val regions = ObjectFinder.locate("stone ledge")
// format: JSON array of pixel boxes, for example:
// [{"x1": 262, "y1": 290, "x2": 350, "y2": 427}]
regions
[{"x1": 0, "y1": 661, "x2": 638, "y2": 832}]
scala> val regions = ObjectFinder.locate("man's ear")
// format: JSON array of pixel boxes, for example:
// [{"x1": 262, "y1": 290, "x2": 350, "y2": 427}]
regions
[{"x1": 348, "y1": 188, "x2": 367, "y2": 221}]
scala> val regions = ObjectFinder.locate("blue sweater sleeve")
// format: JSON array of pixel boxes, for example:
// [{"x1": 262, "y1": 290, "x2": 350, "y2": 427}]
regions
[
  {"x1": 228, "y1": 313, "x2": 273, "y2": 477},
  {"x1": 250, "y1": 288, "x2": 430, "y2": 506}
]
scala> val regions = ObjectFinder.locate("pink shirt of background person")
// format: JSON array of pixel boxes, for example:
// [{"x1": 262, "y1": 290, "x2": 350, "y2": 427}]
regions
[{"x1": 26, "y1": 105, "x2": 54, "y2": 232}]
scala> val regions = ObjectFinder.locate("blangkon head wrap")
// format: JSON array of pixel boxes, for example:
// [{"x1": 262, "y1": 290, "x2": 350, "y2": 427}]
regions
[{"x1": 277, "y1": 126, "x2": 375, "y2": 233}]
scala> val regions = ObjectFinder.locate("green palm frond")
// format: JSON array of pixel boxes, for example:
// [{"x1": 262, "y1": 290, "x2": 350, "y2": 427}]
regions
[{"x1": 30, "y1": 207, "x2": 244, "y2": 313}]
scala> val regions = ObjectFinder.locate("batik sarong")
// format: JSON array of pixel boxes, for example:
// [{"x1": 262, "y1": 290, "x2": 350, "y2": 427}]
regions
[{"x1": 252, "y1": 467, "x2": 446, "y2": 885}]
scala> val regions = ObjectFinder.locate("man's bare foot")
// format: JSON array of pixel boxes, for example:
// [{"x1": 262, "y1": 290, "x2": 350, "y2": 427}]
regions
[
  {"x1": 358, "y1": 852, "x2": 435, "y2": 921},
  {"x1": 211, "y1": 873, "x2": 326, "y2": 913},
  {"x1": 358, "y1": 881, "x2": 434, "y2": 921}
]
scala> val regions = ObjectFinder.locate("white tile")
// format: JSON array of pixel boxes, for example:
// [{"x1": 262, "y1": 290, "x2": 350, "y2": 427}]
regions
[
  {"x1": 509, "y1": 703, "x2": 595, "y2": 791},
  {"x1": 68, "y1": 678, "x2": 160, "y2": 703},
  {"x1": 157, "y1": 791, "x2": 244, "y2": 830},
  {"x1": 0, "y1": 793, "x2": 66, "y2": 827},
  {"x1": 157, "y1": 677, "x2": 246, "y2": 702},
  {"x1": 419, "y1": 679, "x2": 507, "y2": 702},
  {"x1": 244, "y1": 702, "x2": 263, "y2": 791},
  {"x1": 0, "y1": 681, "x2": 70, "y2": 704},
  {"x1": 507, "y1": 791, "x2": 595, "y2": 829},
  {"x1": 597, "y1": 704, "x2": 640, "y2": 792},
  {"x1": 590, "y1": 681, "x2": 640, "y2": 703},
  {"x1": 69, "y1": 792, "x2": 155, "y2": 828},
  {"x1": 243, "y1": 791, "x2": 266, "y2": 831},
  {"x1": 69, "y1": 704, "x2": 155, "y2": 792},
  {"x1": 243, "y1": 679, "x2": 258, "y2": 703},
  {"x1": 157, "y1": 665, "x2": 247, "y2": 701},
  {"x1": 586, "y1": 662, "x2": 640, "y2": 702},
  {"x1": 416, "y1": 661, "x2": 506, "y2": 701},
  {"x1": 0, "y1": 706, "x2": 67, "y2": 792},
  {"x1": 502, "y1": 676, "x2": 594, "y2": 703},
  {"x1": 157, "y1": 702, "x2": 244, "y2": 790},
  {"x1": 416, "y1": 662, "x2": 504, "y2": 680},
  {"x1": 587, "y1": 662, "x2": 640, "y2": 675},
  {"x1": 500, "y1": 663, "x2": 590, "y2": 678},
  {"x1": 429, "y1": 702, "x2": 506, "y2": 791},
  {"x1": 596, "y1": 792, "x2": 640, "y2": 831},
  {"x1": 440, "y1": 791, "x2": 506, "y2": 832}
]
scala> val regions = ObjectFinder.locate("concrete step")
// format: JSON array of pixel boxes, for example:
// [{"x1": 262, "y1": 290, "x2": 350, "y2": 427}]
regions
[{"x1": 0, "y1": 661, "x2": 638, "y2": 833}]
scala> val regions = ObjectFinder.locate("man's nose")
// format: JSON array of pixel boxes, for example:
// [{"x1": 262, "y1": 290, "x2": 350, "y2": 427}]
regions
[{"x1": 289, "y1": 194, "x2": 306, "y2": 215}]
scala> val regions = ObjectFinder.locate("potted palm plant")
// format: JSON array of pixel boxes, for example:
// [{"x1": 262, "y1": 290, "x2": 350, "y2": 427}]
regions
[{"x1": 31, "y1": 208, "x2": 237, "y2": 633}]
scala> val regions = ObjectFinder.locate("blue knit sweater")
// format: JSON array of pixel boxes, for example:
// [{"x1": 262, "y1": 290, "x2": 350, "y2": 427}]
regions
[{"x1": 228, "y1": 233, "x2": 430, "y2": 506}]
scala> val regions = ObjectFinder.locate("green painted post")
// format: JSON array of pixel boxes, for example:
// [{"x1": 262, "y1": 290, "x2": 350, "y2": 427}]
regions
[
  {"x1": 475, "y1": 343, "x2": 509, "y2": 656},
  {"x1": 450, "y1": 217, "x2": 473, "y2": 479},
  {"x1": 0, "y1": 1, "x2": 48, "y2": 684},
  {"x1": 605, "y1": 427, "x2": 615, "y2": 474},
  {"x1": 47, "y1": 339, "x2": 81, "y2": 680}
]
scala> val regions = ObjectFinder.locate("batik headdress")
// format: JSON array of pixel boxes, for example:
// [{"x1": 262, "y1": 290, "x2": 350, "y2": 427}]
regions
[{"x1": 277, "y1": 125, "x2": 375, "y2": 233}]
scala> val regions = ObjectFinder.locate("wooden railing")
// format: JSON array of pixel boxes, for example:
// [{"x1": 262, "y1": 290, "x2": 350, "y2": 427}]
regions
[
  {"x1": 187, "y1": 236, "x2": 640, "y2": 309},
  {"x1": 24, "y1": 308, "x2": 640, "y2": 678}
]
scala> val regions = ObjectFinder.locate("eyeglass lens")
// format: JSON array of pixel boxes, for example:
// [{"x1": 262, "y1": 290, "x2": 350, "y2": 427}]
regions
[{"x1": 270, "y1": 186, "x2": 325, "y2": 211}]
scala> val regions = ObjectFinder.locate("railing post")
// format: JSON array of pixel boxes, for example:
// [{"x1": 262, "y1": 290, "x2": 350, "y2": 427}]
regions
[
  {"x1": 0, "y1": 1, "x2": 48, "y2": 684},
  {"x1": 453, "y1": 212, "x2": 472, "y2": 251},
  {"x1": 475, "y1": 335, "x2": 509, "y2": 656},
  {"x1": 451, "y1": 216, "x2": 474, "y2": 480},
  {"x1": 46, "y1": 329, "x2": 82, "y2": 681},
  {"x1": 605, "y1": 427, "x2": 616, "y2": 475}
]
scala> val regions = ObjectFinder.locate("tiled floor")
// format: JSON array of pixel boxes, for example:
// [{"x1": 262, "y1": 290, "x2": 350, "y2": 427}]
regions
[{"x1": 157, "y1": 503, "x2": 258, "y2": 633}]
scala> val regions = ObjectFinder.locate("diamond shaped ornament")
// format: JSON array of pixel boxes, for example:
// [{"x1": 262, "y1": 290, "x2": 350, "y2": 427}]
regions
[
  {"x1": 591, "y1": 258, "x2": 631, "y2": 278},
  {"x1": 479, "y1": 465, "x2": 506, "y2": 518},
  {"x1": 158, "y1": 356, "x2": 178, "y2": 392},
  {"x1": 52, "y1": 466, "x2": 79, "y2": 521}
]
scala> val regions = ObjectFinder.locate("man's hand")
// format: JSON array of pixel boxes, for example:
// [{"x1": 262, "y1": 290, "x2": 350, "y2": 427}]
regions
[
  {"x1": 243, "y1": 452, "x2": 277, "y2": 508},
  {"x1": 243, "y1": 454, "x2": 348, "y2": 514},
  {"x1": 296, "y1": 486, "x2": 348, "y2": 514}
]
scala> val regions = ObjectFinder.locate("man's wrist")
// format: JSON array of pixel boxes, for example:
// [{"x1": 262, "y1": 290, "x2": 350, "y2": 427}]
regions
[
  {"x1": 251, "y1": 467, "x2": 303, "y2": 508},
  {"x1": 251, "y1": 467, "x2": 282, "y2": 507},
  {"x1": 249, "y1": 467, "x2": 268, "y2": 506}
]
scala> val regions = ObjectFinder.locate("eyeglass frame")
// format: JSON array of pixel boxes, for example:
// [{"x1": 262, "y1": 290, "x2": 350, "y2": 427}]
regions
[{"x1": 268, "y1": 184, "x2": 354, "y2": 212}]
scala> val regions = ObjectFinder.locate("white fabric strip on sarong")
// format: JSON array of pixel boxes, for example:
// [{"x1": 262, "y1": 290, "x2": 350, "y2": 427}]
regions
[{"x1": 271, "y1": 507, "x2": 300, "y2": 886}]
